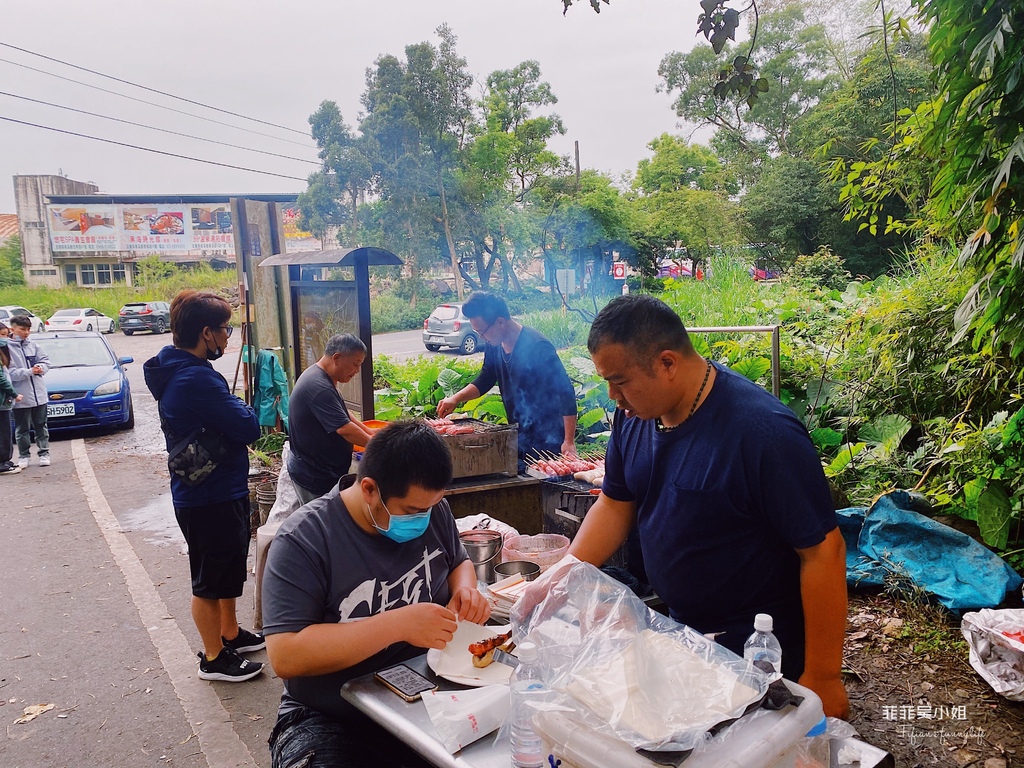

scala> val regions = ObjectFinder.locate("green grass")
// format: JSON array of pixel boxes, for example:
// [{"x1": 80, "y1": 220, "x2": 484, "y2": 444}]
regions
[{"x1": 0, "y1": 265, "x2": 236, "y2": 325}]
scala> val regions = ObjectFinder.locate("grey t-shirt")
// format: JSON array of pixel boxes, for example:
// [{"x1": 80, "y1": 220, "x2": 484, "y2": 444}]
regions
[
  {"x1": 287, "y1": 364, "x2": 353, "y2": 495},
  {"x1": 262, "y1": 476, "x2": 469, "y2": 719}
]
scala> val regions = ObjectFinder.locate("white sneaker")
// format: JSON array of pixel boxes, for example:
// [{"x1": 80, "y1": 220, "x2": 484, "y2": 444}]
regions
[
  {"x1": 17, "y1": 457, "x2": 29, "y2": 469},
  {"x1": 39, "y1": 455, "x2": 51, "y2": 467}
]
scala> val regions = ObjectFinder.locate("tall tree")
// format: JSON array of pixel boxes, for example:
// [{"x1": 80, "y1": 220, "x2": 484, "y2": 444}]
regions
[
  {"x1": 455, "y1": 60, "x2": 566, "y2": 289},
  {"x1": 306, "y1": 101, "x2": 373, "y2": 245}
]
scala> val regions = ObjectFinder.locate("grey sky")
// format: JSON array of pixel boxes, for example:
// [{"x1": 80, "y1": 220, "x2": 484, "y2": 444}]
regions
[{"x1": 0, "y1": 0, "x2": 709, "y2": 214}]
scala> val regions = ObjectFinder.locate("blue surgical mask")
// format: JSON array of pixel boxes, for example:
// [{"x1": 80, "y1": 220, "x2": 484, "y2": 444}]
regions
[{"x1": 367, "y1": 495, "x2": 432, "y2": 543}]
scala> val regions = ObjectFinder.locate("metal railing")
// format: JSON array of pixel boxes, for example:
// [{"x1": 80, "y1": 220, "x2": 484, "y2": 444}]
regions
[{"x1": 688, "y1": 325, "x2": 781, "y2": 398}]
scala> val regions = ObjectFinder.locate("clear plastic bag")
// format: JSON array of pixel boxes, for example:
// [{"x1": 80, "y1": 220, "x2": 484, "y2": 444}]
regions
[
  {"x1": 508, "y1": 559, "x2": 769, "y2": 752},
  {"x1": 962, "y1": 608, "x2": 1024, "y2": 701}
]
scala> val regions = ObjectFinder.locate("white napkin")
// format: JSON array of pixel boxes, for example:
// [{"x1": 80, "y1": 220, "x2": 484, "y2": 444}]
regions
[{"x1": 422, "y1": 685, "x2": 511, "y2": 753}]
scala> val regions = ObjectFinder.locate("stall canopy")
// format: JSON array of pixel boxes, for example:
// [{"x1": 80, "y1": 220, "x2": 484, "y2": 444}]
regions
[
  {"x1": 259, "y1": 246, "x2": 402, "y2": 421},
  {"x1": 258, "y1": 247, "x2": 402, "y2": 269}
]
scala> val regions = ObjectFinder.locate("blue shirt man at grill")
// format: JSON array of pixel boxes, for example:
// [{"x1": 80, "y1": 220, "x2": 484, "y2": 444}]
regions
[{"x1": 437, "y1": 292, "x2": 577, "y2": 464}]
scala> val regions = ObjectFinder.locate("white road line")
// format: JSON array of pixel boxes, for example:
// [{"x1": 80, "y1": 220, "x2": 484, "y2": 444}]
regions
[{"x1": 72, "y1": 439, "x2": 258, "y2": 768}]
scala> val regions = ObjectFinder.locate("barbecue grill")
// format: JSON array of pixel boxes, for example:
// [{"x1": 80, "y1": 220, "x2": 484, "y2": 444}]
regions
[{"x1": 435, "y1": 418, "x2": 518, "y2": 479}]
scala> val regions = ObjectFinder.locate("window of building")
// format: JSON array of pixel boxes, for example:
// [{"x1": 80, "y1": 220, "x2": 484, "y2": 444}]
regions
[
  {"x1": 80, "y1": 263, "x2": 95, "y2": 285},
  {"x1": 64, "y1": 264, "x2": 77, "y2": 285},
  {"x1": 112, "y1": 263, "x2": 126, "y2": 282},
  {"x1": 97, "y1": 263, "x2": 112, "y2": 284},
  {"x1": 29, "y1": 269, "x2": 57, "y2": 276}
]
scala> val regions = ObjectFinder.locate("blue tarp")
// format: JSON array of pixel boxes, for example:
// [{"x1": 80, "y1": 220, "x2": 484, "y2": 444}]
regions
[{"x1": 837, "y1": 490, "x2": 1023, "y2": 612}]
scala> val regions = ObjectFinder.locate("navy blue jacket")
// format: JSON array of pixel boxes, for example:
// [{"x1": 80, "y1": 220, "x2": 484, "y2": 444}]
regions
[{"x1": 144, "y1": 346, "x2": 260, "y2": 508}]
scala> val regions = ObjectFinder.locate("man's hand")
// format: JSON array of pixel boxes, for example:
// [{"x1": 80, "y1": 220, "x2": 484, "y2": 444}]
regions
[
  {"x1": 799, "y1": 672, "x2": 851, "y2": 720},
  {"x1": 560, "y1": 439, "x2": 576, "y2": 457},
  {"x1": 15, "y1": 394, "x2": 23, "y2": 403},
  {"x1": 437, "y1": 396, "x2": 459, "y2": 418},
  {"x1": 398, "y1": 603, "x2": 458, "y2": 650},
  {"x1": 447, "y1": 586, "x2": 492, "y2": 625},
  {"x1": 31, "y1": 365, "x2": 43, "y2": 375}
]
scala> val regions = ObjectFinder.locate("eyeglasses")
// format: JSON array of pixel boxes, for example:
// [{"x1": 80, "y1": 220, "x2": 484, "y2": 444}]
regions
[
  {"x1": 219, "y1": 325, "x2": 234, "y2": 338},
  {"x1": 477, "y1": 320, "x2": 496, "y2": 338}
]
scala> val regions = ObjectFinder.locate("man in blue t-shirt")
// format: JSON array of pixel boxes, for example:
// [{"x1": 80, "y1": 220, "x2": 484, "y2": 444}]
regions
[
  {"x1": 568, "y1": 294, "x2": 850, "y2": 719},
  {"x1": 437, "y1": 292, "x2": 577, "y2": 463},
  {"x1": 263, "y1": 421, "x2": 491, "y2": 767}
]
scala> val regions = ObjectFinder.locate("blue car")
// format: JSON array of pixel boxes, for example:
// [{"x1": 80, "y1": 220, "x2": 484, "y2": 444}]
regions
[{"x1": 32, "y1": 331, "x2": 135, "y2": 432}]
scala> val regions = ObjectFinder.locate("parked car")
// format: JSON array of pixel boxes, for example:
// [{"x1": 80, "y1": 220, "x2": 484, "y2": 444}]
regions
[
  {"x1": 422, "y1": 303, "x2": 481, "y2": 355},
  {"x1": 0, "y1": 305, "x2": 45, "y2": 333},
  {"x1": 33, "y1": 331, "x2": 134, "y2": 432},
  {"x1": 119, "y1": 301, "x2": 171, "y2": 335},
  {"x1": 46, "y1": 307, "x2": 116, "y2": 333}
]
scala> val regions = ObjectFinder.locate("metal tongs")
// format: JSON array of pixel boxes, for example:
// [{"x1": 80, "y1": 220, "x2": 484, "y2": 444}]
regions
[{"x1": 492, "y1": 641, "x2": 519, "y2": 669}]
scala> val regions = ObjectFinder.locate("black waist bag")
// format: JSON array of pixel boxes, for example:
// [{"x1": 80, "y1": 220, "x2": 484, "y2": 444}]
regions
[{"x1": 160, "y1": 405, "x2": 230, "y2": 487}]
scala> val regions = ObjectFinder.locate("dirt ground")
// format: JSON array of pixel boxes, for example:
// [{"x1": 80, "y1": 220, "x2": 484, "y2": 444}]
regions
[{"x1": 845, "y1": 591, "x2": 1024, "y2": 766}]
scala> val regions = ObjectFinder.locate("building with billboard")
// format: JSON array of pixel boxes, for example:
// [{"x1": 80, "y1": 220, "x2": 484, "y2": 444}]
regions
[{"x1": 12, "y1": 174, "x2": 303, "y2": 288}]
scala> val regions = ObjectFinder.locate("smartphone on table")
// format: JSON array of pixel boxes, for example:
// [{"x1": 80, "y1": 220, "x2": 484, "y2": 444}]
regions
[{"x1": 374, "y1": 663, "x2": 438, "y2": 702}]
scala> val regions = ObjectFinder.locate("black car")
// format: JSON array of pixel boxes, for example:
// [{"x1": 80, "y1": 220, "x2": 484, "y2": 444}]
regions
[{"x1": 119, "y1": 301, "x2": 171, "y2": 335}]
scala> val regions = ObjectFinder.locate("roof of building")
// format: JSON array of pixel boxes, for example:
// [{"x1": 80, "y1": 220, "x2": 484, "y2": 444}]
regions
[
  {"x1": 45, "y1": 193, "x2": 298, "y2": 205},
  {"x1": 0, "y1": 214, "x2": 18, "y2": 240}
]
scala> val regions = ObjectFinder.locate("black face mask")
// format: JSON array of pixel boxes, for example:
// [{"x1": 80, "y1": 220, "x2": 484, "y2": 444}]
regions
[{"x1": 204, "y1": 337, "x2": 224, "y2": 361}]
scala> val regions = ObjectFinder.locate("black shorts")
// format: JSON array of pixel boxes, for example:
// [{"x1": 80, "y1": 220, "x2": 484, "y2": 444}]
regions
[{"x1": 174, "y1": 496, "x2": 251, "y2": 600}]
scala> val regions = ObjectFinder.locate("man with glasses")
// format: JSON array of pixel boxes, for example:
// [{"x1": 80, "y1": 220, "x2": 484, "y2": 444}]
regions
[
  {"x1": 144, "y1": 290, "x2": 265, "y2": 683},
  {"x1": 437, "y1": 291, "x2": 577, "y2": 465},
  {"x1": 263, "y1": 420, "x2": 489, "y2": 768}
]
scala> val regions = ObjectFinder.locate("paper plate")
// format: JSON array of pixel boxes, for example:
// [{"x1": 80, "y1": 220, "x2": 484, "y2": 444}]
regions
[{"x1": 426, "y1": 621, "x2": 515, "y2": 687}]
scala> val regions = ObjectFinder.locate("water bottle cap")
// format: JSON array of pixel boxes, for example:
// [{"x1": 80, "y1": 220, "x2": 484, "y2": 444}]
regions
[
  {"x1": 806, "y1": 716, "x2": 827, "y2": 737},
  {"x1": 753, "y1": 613, "x2": 774, "y2": 632},
  {"x1": 517, "y1": 640, "x2": 539, "y2": 662}
]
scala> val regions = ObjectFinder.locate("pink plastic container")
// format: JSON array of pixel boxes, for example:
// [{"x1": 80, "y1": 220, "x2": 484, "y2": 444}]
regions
[{"x1": 502, "y1": 534, "x2": 570, "y2": 572}]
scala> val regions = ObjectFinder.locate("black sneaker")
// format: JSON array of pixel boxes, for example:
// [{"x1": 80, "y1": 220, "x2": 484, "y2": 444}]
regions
[
  {"x1": 0, "y1": 462, "x2": 21, "y2": 475},
  {"x1": 197, "y1": 646, "x2": 264, "y2": 682},
  {"x1": 222, "y1": 627, "x2": 266, "y2": 653}
]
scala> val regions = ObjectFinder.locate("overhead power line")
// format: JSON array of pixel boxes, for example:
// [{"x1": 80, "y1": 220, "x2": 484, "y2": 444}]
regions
[
  {"x1": 0, "y1": 56, "x2": 315, "y2": 150},
  {"x1": 0, "y1": 90, "x2": 320, "y2": 166},
  {"x1": 0, "y1": 115, "x2": 308, "y2": 182},
  {"x1": 0, "y1": 40, "x2": 309, "y2": 137}
]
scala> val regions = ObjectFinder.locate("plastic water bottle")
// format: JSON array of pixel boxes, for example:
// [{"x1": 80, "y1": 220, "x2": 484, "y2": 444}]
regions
[
  {"x1": 743, "y1": 613, "x2": 783, "y2": 681},
  {"x1": 509, "y1": 641, "x2": 545, "y2": 768}
]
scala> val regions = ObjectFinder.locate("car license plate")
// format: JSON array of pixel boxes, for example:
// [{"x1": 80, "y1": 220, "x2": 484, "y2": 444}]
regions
[
  {"x1": 429, "y1": 336, "x2": 444, "y2": 343},
  {"x1": 47, "y1": 403, "x2": 75, "y2": 418}
]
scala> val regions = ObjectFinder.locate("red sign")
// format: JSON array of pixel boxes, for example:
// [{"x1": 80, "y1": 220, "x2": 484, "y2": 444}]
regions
[{"x1": 612, "y1": 262, "x2": 626, "y2": 280}]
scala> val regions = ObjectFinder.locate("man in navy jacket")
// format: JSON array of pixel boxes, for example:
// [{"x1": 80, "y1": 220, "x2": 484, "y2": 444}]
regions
[{"x1": 145, "y1": 290, "x2": 264, "y2": 683}]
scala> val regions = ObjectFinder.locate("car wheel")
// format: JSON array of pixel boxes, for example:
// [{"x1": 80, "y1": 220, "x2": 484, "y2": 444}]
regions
[
  {"x1": 123, "y1": 330, "x2": 134, "y2": 336},
  {"x1": 121, "y1": 399, "x2": 135, "y2": 430},
  {"x1": 155, "y1": 319, "x2": 167, "y2": 334},
  {"x1": 425, "y1": 343, "x2": 442, "y2": 352},
  {"x1": 459, "y1": 334, "x2": 479, "y2": 355}
]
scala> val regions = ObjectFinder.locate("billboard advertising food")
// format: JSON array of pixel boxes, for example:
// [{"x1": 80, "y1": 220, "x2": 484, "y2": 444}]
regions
[
  {"x1": 48, "y1": 205, "x2": 119, "y2": 252},
  {"x1": 46, "y1": 203, "x2": 235, "y2": 254}
]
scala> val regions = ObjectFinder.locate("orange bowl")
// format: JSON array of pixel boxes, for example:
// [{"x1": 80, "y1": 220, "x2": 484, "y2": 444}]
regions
[{"x1": 354, "y1": 419, "x2": 389, "y2": 452}]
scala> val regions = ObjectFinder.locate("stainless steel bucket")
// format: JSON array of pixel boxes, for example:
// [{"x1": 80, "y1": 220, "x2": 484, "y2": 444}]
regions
[{"x1": 459, "y1": 529, "x2": 504, "y2": 584}]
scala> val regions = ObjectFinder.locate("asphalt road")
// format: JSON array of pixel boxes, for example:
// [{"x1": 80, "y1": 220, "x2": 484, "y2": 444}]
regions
[{"x1": 0, "y1": 326, "x2": 478, "y2": 768}]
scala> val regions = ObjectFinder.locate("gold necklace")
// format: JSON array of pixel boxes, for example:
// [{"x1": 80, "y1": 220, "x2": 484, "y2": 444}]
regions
[{"x1": 656, "y1": 358, "x2": 713, "y2": 433}]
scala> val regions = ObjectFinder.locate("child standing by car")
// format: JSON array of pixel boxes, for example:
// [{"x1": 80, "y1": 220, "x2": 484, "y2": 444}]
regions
[
  {"x1": 0, "y1": 338, "x2": 24, "y2": 474},
  {"x1": 7, "y1": 315, "x2": 50, "y2": 468}
]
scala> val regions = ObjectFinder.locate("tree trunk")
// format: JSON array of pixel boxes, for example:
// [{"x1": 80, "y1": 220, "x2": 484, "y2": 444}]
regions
[{"x1": 436, "y1": 165, "x2": 464, "y2": 301}]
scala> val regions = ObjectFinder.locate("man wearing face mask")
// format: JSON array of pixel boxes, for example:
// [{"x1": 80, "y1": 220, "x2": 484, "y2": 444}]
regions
[
  {"x1": 263, "y1": 420, "x2": 489, "y2": 768},
  {"x1": 144, "y1": 290, "x2": 265, "y2": 683}
]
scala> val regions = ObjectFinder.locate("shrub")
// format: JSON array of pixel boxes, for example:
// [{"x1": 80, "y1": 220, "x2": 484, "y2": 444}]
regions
[
  {"x1": 787, "y1": 246, "x2": 852, "y2": 291},
  {"x1": 370, "y1": 293, "x2": 433, "y2": 334}
]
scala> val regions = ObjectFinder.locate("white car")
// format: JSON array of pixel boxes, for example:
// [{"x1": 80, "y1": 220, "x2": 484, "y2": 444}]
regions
[
  {"x1": 45, "y1": 307, "x2": 116, "y2": 334},
  {"x1": 0, "y1": 305, "x2": 45, "y2": 333}
]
